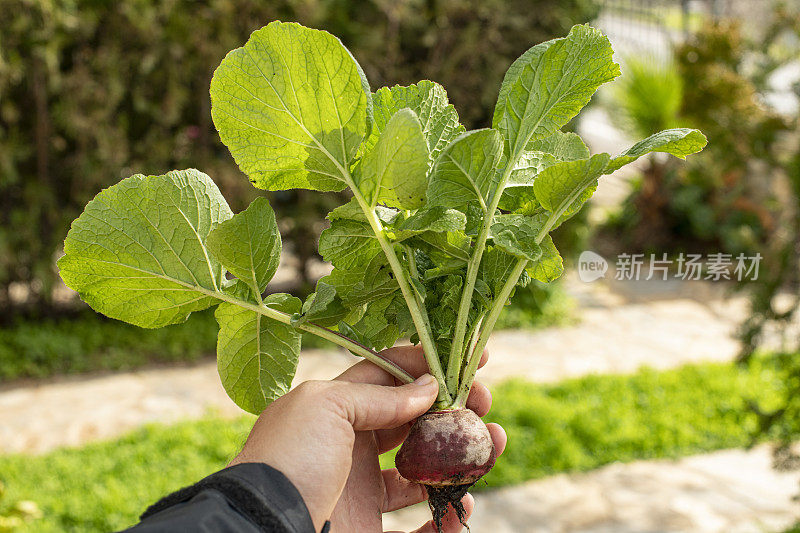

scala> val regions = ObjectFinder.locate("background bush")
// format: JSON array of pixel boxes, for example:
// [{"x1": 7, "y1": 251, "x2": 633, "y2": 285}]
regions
[
  {"x1": 0, "y1": 0, "x2": 599, "y2": 315},
  {"x1": 601, "y1": 19, "x2": 793, "y2": 255}
]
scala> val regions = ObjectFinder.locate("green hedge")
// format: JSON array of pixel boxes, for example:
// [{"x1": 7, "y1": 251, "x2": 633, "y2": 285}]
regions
[
  {"x1": 0, "y1": 358, "x2": 787, "y2": 532},
  {"x1": 0, "y1": 282, "x2": 571, "y2": 382},
  {"x1": 0, "y1": 0, "x2": 598, "y2": 313}
]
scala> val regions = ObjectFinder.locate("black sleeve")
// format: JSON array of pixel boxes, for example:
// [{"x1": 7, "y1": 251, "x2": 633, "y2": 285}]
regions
[{"x1": 123, "y1": 463, "x2": 328, "y2": 533}]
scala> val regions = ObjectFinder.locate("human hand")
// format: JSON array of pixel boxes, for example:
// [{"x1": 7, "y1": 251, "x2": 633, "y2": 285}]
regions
[{"x1": 229, "y1": 345, "x2": 506, "y2": 532}]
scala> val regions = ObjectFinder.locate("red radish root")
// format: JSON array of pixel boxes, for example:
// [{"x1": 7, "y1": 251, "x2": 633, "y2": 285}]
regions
[{"x1": 396, "y1": 408, "x2": 496, "y2": 531}]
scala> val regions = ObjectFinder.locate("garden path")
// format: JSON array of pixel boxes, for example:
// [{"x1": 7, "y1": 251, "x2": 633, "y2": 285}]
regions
[{"x1": 385, "y1": 445, "x2": 800, "y2": 533}]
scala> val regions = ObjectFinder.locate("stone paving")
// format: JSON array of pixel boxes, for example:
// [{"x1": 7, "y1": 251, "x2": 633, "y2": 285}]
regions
[{"x1": 384, "y1": 446, "x2": 800, "y2": 533}]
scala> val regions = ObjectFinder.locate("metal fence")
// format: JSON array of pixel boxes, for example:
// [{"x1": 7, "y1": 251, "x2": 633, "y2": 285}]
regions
[{"x1": 594, "y1": 0, "x2": 749, "y2": 63}]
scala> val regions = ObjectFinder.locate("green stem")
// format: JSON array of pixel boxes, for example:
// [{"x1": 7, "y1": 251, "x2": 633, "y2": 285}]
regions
[
  {"x1": 347, "y1": 185, "x2": 451, "y2": 403},
  {"x1": 446, "y1": 160, "x2": 517, "y2": 396},
  {"x1": 213, "y1": 287, "x2": 415, "y2": 383},
  {"x1": 464, "y1": 311, "x2": 486, "y2": 374},
  {"x1": 267, "y1": 127, "x2": 442, "y2": 392},
  {"x1": 455, "y1": 257, "x2": 527, "y2": 407}
]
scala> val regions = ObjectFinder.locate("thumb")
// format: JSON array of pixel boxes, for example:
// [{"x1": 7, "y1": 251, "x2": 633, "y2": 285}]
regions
[{"x1": 331, "y1": 374, "x2": 439, "y2": 431}]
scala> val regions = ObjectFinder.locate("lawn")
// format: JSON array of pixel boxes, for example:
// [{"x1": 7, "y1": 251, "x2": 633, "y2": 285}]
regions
[{"x1": 0, "y1": 357, "x2": 788, "y2": 532}]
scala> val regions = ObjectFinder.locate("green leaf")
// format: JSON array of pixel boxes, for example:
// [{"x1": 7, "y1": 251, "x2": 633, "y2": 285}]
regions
[
  {"x1": 210, "y1": 21, "x2": 370, "y2": 192},
  {"x1": 297, "y1": 281, "x2": 347, "y2": 327},
  {"x1": 411, "y1": 230, "x2": 472, "y2": 264},
  {"x1": 606, "y1": 128, "x2": 708, "y2": 173},
  {"x1": 216, "y1": 293, "x2": 301, "y2": 415},
  {"x1": 526, "y1": 235, "x2": 564, "y2": 283},
  {"x1": 427, "y1": 129, "x2": 504, "y2": 212},
  {"x1": 480, "y1": 247, "x2": 521, "y2": 298},
  {"x1": 533, "y1": 153, "x2": 611, "y2": 226},
  {"x1": 206, "y1": 197, "x2": 280, "y2": 296},
  {"x1": 322, "y1": 255, "x2": 398, "y2": 310},
  {"x1": 493, "y1": 37, "x2": 556, "y2": 132},
  {"x1": 357, "y1": 108, "x2": 429, "y2": 209},
  {"x1": 529, "y1": 128, "x2": 706, "y2": 230},
  {"x1": 318, "y1": 219, "x2": 381, "y2": 270},
  {"x1": 367, "y1": 81, "x2": 464, "y2": 162},
  {"x1": 506, "y1": 151, "x2": 559, "y2": 187},
  {"x1": 327, "y1": 198, "x2": 399, "y2": 225},
  {"x1": 346, "y1": 292, "x2": 408, "y2": 351},
  {"x1": 58, "y1": 169, "x2": 233, "y2": 329},
  {"x1": 494, "y1": 24, "x2": 620, "y2": 159},
  {"x1": 501, "y1": 131, "x2": 591, "y2": 212},
  {"x1": 490, "y1": 214, "x2": 543, "y2": 262},
  {"x1": 347, "y1": 259, "x2": 400, "y2": 306},
  {"x1": 392, "y1": 206, "x2": 467, "y2": 240},
  {"x1": 526, "y1": 130, "x2": 590, "y2": 160}
]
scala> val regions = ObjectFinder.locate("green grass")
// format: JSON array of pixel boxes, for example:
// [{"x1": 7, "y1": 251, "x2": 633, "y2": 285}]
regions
[
  {"x1": 0, "y1": 358, "x2": 790, "y2": 532},
  {"x1": 0, "y1": 286, "x2": 569, "y2": 382},
  {"x1": 0, "y1": 310, "x2": 341, "y2": 382},
  {"x1": 0, "y1": 310, "x2": 220, "y2": 381}
]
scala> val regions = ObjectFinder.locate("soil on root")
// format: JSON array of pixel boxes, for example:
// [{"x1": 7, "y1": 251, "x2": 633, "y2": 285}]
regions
[{"x1": 426, "y1": 483, "x2": 474, "y2": 532}]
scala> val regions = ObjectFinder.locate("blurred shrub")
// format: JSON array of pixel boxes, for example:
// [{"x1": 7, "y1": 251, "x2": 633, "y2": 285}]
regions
[
  {"x1": 609, "y1": 56, "x2": 684, "y2": 140},
  {"x1": 603, "y1": 57, "x2": 687, "y2": 250},
  {"x1": 495, "y1": 280, "x2": 575, "y2": 331},
  {"x1": 728, "y1": 3, "x2": 800, "y2": 506},
  {"x1": 603, "y1": 20, "x2": 791, "y2": 254},
  {"x1": 0, "y1": 282, "x2": 565, "y2": 382},
  {"x1": 0, "y1": 0, "x2": 599, "y2": 315}
]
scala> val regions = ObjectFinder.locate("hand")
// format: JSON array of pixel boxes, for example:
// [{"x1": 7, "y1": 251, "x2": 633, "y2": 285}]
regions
[{"x1": 229, "y1": 345, "x2": 506, "y2": 532}]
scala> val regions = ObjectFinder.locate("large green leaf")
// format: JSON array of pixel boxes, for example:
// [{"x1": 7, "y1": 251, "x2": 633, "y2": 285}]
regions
[
  {"x1": 494, "y1": 24, "x2": 620, "y2": 159},
  {"x1": 206, "y1": 197, "x2": 280, "y2": 296},
  {"x1": 606, "y1": 128, "x2": 708, "y2": 173},
  {"x1": 318, "y1": 219, "x2": 381, "y2": 270},
  {"x1": 367, "y1": 81, "x2": 464, "y2": 162},
  {"x1": 531, "y1": 128, "x2": 706, "y2": 228},
  {"x1": 357, "y1": 108, "x2": 429, "y2": 209},
  {"x1": 492, "y1": 37, "x2": 556, "y2": 132},
  {"x1": 58, "y1": 169, "x2": 233, "y2": 329},
  {"x1": 210, "y1": 21, "x2": 370, "y2": 192},
  {"x1": 216, "y1": 293, "x2": 301, "y2": 414},
  {"x1": 427, "y1": 129, "x2": 504, "y2": 212}
]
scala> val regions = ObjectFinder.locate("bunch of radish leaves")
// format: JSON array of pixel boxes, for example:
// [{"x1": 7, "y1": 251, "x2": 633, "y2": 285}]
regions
[{"x1": 59, "y1": 22, "x2": 706, "y2": 412}]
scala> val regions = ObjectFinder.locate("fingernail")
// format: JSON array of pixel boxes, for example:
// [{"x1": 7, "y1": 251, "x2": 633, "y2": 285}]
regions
[{"x1": 414, "y1": 373, "x2": 436, "y2": 387}]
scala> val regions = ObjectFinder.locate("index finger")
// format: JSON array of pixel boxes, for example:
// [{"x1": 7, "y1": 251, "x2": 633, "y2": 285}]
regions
[{"x1": 336, "y1": 345, "x2": 489, "y2": 386}]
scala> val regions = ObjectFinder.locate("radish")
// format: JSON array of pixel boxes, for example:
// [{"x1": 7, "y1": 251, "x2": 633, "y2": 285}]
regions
[
  {"x1": 58, "y1": 20, "x2": 706, "y2": 531},
  {"x1": 396, "y1": 409, "x2": 496, "y2": 528}
]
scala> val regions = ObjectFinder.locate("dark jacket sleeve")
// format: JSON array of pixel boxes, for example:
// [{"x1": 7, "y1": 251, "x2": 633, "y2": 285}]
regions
[{"x1": 123, "y1": 463, "x2": 328, "y2": 533}]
